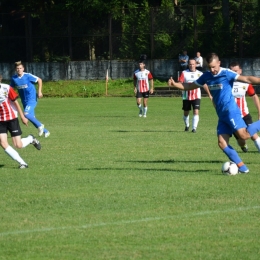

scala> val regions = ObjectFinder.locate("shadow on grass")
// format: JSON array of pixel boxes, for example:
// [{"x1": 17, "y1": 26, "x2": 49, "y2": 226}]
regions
[
  {"x1": 77, "y1": 167, "x2": 210, "y2": 173},
  {"x1": 121, "y1": 159, "x2": 224, "y2": 164},
  {"x1": 111, "y1": 130, "x2": 177, "y2": 133}
]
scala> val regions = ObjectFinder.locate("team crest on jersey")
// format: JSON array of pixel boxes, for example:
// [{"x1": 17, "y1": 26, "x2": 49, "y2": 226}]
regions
[{"x1": 243, "y1": 85, "x2": 246, "y2": 90}]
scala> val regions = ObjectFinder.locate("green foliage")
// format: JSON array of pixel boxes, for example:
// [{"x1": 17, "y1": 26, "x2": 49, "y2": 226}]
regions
[{"x1": 0, "y1": 97, "x2": 260, "y2": 259}]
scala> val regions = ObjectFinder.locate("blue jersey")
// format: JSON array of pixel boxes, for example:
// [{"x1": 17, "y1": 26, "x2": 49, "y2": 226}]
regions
[
  {"x1": 10, "y1": 73, "x2": 38, "y2": 105},
  {"x1": 194, "y1": 68, "x2": 239, "y2": 117}
]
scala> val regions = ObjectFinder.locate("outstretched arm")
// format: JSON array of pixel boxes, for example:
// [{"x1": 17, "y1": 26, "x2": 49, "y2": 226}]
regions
[
  {"x1": 237, "y1": 75, "x2": 260, "y2": 85},
  {"x1": 251, "y1": 94, "x2": 260, "y2": 120},
  {"x1": 168, "y1": 77, "x2": 199, "y2": 90}
]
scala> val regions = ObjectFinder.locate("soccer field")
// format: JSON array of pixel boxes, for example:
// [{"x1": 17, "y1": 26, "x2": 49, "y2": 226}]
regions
[{"x1": 0, "y1": 97, "x2": 259, "y2": 259}]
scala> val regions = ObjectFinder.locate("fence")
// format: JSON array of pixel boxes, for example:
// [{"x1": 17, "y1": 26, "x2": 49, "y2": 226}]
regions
[{"x1": 0, "y1": 3, "x2": 259, "y2": 63}]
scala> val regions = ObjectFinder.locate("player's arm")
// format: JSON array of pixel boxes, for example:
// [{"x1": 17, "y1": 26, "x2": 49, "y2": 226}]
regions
[
  {"x1": 237, "y1": 75, "x2": 260, "y2": 85},
  {"x1": 251, "y1": 94, "x2": 260, "y2": 120},
  {"x1": 12, "y1": 100, "x2": 28, "y2": 126},
  {"x1": 133, "y1": 78, "x2": 137, "y2": 94},
  {"x1": 203, "y1": 84, "x2": 213, "y2": 100},
  {"x1": 168, "y1": 77, "x2": 199, "y2": 90},
  {"x1": 149, "y1": 78, "x2": 154, "y2": 94},
  {"x1": 36, "y1": 77, "x2": 43, "y2": 98}
]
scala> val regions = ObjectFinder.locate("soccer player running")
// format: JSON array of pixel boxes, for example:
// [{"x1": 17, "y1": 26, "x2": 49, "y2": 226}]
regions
[
  {"x1": 229, "y1": 61, "x2": 260, "y2": 153},
  {"x1": 0, "y1": 79, "x2": 41, "y2": 169},
  {"x1": 133, "y1": 55, "x2": 154, "y2": 118},
  {"x1": 178, "y1": 58, "x2": 212, "y2": 133},
  {"x1": 10, "y1": 61, "x2": 50, "y2": 138},
  {"x1": 168, "y1": 53, "x2": 260, "y2": 173}
]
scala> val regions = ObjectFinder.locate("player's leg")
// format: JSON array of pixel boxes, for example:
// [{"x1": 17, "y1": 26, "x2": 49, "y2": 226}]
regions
[
  {"x1": 24, "y1": 102, "x2": 49, "y2": 137},
  {"x1": 217, "y1": 120, "x2": 249, "y2": 173},
  {"x1": 182, "y1": 100, "x2": 190, "y2": 131},
  {"x1": 233, "y1": 132, "x2": 248, "y2": 152},
  {"x1": 244, "y1": 114, "x2": 260, "y2": 152},
  {"x1": 0, "y1": 120, "x2": 28, "y2": 168},
  {"x1": 191, "y1": 99, "x2": 200, "y2": 133},
  {"x1": 142, "y1": 92, "x2": 149, "y2": 117},
  {"x1": 8, "y1": 118, "x2": 41, "y2": 151},
  {"x1": 136, "y1": 93, "x2": 142, "y2": 117}
]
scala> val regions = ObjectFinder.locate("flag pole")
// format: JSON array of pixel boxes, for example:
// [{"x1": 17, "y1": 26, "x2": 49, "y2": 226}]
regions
[{"x1": 105, "y1": 69, "x2": 108, "y2": 96}]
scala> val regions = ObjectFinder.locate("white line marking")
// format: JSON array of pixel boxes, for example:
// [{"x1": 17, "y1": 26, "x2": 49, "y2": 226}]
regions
[{"x1": 1, "y1": 206, "x2": 259, "y2": 237}]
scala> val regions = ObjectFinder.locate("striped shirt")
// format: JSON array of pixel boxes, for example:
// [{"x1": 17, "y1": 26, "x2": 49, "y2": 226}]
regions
[
  {"x1": 134, "y1": 69, "x2": 153, "y2": 93},
  {"x1": 178, "y1": 69, "x2": 203, "y2": 100},
  {"x1": 232, "y1": 81, "x2": 255, "y2": 117},
  {"x1": 0, "y1": 84, "x2": 19, "y2": 121}
]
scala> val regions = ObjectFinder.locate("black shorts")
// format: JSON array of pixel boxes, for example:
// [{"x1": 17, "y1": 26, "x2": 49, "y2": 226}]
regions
[
  {"x1": 182, "y1": 99, "x2": 201, "y2": 111},
  {"x1": 243, "y1": 113, "x2": 253, "y2": 126},
  {"x1": 0, "y1": 118, "x2": 22, "y2": 137},
  {"x1": 233, "y1": 113, "x2": 253, "y2": 140},
  {"x1": 136, "y1": 91, "x2": 149, "y2": 99}
]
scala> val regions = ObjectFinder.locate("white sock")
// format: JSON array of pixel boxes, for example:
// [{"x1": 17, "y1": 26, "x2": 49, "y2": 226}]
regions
[
  {"x1": 5, "y1": 146, "x2": 27, "y2": 165},
  {"x1": 143, "y1": 106, "x2": 147, "y2": 115},
  {"x1": 21, "y1": 135, "x2": 33, "y2": 148},
  {"x1": 137, "y1": 104, "x2": 142, "y2": 111},
  {"x1": 183, "y1": 115, "x2": 189, "y2": 127},
  {"x1": 192, "y1": 115, "x2": 199, "y2": 130},
  {"x1": 253, "y1": 136, "x2": 260, "y2": 152}
]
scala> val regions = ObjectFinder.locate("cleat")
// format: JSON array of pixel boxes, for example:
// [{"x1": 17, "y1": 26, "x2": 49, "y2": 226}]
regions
[
  {"x1": 238, "y1": 165, "x2": 249, "y2": 174},
  {"x1": 19, "y1": 164, "x2": 28, "y2": 169},
  {"x1": 184, "y1": 126, "x2": 189, "y2": 131},
  {"x1": 143, "y1": 114, "x2": 147, "y2": 118},
  {"x1": 138, "y1": 111, "x2": 142, "y2": 117},
  {"x1": 241, "y1": 144, "x2": 248, "y2": 153},
  {"x1": 192, "y1": 129, "x2": 196, "y2": 133},
  {"x1": 44, "y1": 131, "x2": 50, "y2": 138},
  {"x1": 29, "y1": 134, "x2": 41, "y2": 150},
  {"x1": 38, "y1": 124, "x2": 44, "y2": 136}
]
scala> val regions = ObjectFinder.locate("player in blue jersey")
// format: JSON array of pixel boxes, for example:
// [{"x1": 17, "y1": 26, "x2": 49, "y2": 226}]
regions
[
  {"x1": 10, "y1": 61, "x2": 50, "y2": 138},
  {"x1": 168, "y1": 53, "x2": 260, "y2": 174}
]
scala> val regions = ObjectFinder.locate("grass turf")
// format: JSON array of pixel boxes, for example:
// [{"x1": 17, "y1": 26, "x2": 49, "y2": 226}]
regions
[{"x1": 0, "y1": 97, "x2": 259, "y2": 259}]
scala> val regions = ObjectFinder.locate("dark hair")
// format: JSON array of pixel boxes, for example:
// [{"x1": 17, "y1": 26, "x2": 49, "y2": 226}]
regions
[
  {"x1": 188, "y1": 58, "x2": 196, "y2": 63},
  {"x1": 206, "y1": 53, "x2": 219, "y2": 64},
  {"x1": 229, "y1": 61, "x2": 241, "y2": 69},
  {"x1": 139, "y1": 54, "x2": 147, "y2": 63}
]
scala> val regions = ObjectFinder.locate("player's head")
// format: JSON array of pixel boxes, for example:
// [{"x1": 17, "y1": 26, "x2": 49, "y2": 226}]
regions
[
  {"x1": 196, "y1": 52, "x2": 201, "y2": 57},
  {"x1": 188, "y1": 58, "x2": 197, "y2": 72},
  {"x1": 206, "y1": 53, "x2": 221, "y2": 75},
  {"x1": 229, "y1": 61, "x2": 242, "y2": 75},
  {"x1": 138, "y1": 54, "x2": 147, "y2": 70},
  {"x1": 14, "y1": 61, "x2": 25, "y2": 76}
]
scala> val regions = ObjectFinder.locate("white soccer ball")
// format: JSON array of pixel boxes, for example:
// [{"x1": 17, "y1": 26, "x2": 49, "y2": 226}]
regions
[{"x1": 222, "y1": 161, "x2": 239, "y2": 175}]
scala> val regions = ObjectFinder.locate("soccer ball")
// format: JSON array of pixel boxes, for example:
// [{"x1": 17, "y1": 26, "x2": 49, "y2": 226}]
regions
[{"x1": 222, "y1": 161, "x2": 239, "y2": 175}]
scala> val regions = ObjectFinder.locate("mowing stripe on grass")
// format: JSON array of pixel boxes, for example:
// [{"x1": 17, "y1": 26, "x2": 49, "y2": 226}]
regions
[{"x1": 1, "y1": 205, "x2": 259, "y2": 237}]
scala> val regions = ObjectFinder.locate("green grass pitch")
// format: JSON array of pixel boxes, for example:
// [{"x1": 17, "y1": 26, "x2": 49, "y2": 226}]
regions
[{"x1": 0, "y1": 97, "x2": 260, "y2": 259}]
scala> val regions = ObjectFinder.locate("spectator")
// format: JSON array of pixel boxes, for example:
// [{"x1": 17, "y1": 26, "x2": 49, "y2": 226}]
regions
[
  {"x1": 195, "y1": 52, "x2": 203, "y2": 71},
  {"x1": 178, "y1": 50, "x2": 189, "y2": 71}
]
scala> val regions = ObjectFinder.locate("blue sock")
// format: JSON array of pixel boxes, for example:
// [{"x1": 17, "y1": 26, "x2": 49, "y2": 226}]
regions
[
  {"x1": 25, "y1": 114, "x2": 42, "y2": 128},
  {"x1": 223, "y1": 145, "x2": 242, "y2": 165},
  {"x1": 247, "y1": 120, "x2": 260, "y2": 136}
]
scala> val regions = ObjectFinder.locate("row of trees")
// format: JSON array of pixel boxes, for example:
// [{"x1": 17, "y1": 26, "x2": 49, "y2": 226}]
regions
[{"x1": 0, "y1": 0, "x2": 260, "y2": 62}]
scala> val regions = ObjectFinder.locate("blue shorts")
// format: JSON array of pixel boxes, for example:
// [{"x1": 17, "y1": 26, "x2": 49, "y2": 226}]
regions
[
  {"x1": 217, "y1": 109, "x2": 247, "y2": 136},
  {"x1": 23, "y1": 101, "x2": 37, "y2": 117}
]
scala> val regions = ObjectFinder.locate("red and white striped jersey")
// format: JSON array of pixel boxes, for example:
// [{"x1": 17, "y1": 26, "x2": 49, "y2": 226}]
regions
[
  {"x1": 0, "y1": 83, "x2": 19, "y2": 121},
  {"x1": 134, "y1": 69, "x2": 153, "y2": 93},
  {"x1": 178, "y1": 69, "x2": 203, "y2": 100},
  {"x1": 232, "y1": 81, "x2": 255, "y2": 117}
]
